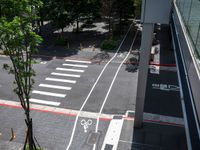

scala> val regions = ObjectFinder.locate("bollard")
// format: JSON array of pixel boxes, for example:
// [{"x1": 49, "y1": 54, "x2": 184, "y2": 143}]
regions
[
  {"x1": 92, "y1": 46, "x2": 95, "y2": 51},
  {"x1": 92, "y1": 45, "x2": 95, "y2": 51},
  {"x1": 80, "y1": 43, "x2": 83, "y2": 50},
  {"x1": 9, "y1": 128, "x2": 16, "y2": 141}
]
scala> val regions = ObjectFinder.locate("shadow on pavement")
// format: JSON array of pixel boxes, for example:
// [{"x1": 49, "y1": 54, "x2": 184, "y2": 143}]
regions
[{"x1": 132, "y1": 122, "x2": 187, "y2": 150}]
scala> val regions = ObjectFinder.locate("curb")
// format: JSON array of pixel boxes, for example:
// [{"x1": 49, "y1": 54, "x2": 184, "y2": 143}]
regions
[{"x1": 0, "y1": 99, "x2": 184, "y2": 127}]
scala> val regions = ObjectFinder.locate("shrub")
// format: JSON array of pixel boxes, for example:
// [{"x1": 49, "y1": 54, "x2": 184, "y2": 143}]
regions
[
  {"x1": 100, "y1": 39, "x2": 117, "y2": 51},
  {"x1": 55, "y1": 36, "x2": 67, "y2": 46}
]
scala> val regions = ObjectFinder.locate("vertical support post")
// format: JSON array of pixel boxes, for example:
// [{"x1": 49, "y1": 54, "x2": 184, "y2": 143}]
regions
[{"x1": 134, "y1": 23, "x2": 154, "y2": 127}]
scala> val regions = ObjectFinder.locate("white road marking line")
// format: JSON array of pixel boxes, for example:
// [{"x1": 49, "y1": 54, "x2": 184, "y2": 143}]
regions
[
  {"x1": 32, "y1": 90, "x2": 66, "y2": 98},
  {"x1": 65, "y1": 22, "x2": 134, "y2": 150},
  {"x1": 93, "y1": 30, "x2": 138, "y2": 150},
  {"x1": 150, "y1": 65, "x2": 160, "y2": 74},
  {"x1": 62, "y1": 63, "x2": 88, "y2": 68},
  {"x1": 40, "y1": 61, "x2": 47, "y2": 64},
  {"x1": 56, "y1": 68, "x2": 85, "y2": 73},
  {"x1": 65, "y1": 59, "x2": 91, "y2": 64},
  {"x1": 51, "y1": 72, "x2": 80, "y2": 78},
  {"x1": 101, "y1": 119, "x2": 124, "y2": 150},
  {"x1": 80, "y1": 119, "x2": 92, "y2": 133},
  {"x1": 39, "y1": 84, "x2": 72, "y2": 90},
  {"x1": 152, "y1": 83, "x2": 179, "y2": 91},
  {"x1": 45, "y1": 78, "x2": 76, "y2": 84},
  {"x1": 29, "y1": 98, "x2": 60, "y2": 106}
]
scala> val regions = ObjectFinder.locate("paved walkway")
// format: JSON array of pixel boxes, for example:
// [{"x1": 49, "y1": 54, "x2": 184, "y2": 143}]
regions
[
  {"x1": 116, "y1": 24, "x2": 187, "y2": 150},
  {"x1": 0, "y1": 141, "x2": 23, "y2": 150}
]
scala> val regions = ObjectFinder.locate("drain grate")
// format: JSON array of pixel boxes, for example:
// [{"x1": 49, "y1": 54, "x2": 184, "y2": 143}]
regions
[
  {"x1": 104, "y1": 144, "x2": 113, "y2": 150},
  {"x1": 127, "y1": 112, "x2": 135, "y2": 118},
  {"x1": 113, "y1": 115, "x2": 123, "y2": 119},
  {"x1": 87, "y1": 131, "x2": 100, "y2": 145}
]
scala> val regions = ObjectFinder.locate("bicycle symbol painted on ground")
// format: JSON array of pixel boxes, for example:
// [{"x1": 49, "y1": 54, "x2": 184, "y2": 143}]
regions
[{"x1": 80, "y1": 119, "x2": 92, "y2": 133}]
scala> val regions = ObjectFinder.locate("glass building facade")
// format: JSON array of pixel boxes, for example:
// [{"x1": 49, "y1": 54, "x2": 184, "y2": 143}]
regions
[
  {"x1": 176, "y1": 0, "x2": 200, "y2": 65},
  {"x1": 172, "y1": 1, "x2": 200, "y2": 149}
]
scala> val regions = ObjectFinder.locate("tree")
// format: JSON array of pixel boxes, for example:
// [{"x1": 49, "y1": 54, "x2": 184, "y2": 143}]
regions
[
  {"x1": 70, "y1": 0, "x2": 101, "y2": 32},
  {"x1": 101, "y1": 0, "x2": 114, "y2": 35},
  {"x1": 134, "y1": 0, "x2": 142, "y2": 18},
  {"x1": 113, "y1": 0, "x2": 135, "y2": 24},
  {"x1": 47, "y1": 0, "x2": 73, "y2": 34},
  {"x1": 0, "y1": 0, "x2": 43, "y2": 150}
]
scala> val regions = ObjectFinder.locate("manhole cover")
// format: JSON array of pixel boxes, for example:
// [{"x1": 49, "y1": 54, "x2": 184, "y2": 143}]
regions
[{"x1": 87, "y1": 131, "x2": 100, "y2": 145}]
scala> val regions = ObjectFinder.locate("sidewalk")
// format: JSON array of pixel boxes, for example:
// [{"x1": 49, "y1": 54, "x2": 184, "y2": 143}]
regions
[
  {"x1": 118, "y1": 24, "x2": 187, "y2": 150},
  {"x1": 0, "y1": 141, "x2": 23, "y2": 150}
]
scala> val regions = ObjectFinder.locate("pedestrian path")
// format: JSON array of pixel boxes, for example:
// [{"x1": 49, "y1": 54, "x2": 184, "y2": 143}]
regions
[{"x1": 30, "y1": 59, "x2": 91, "y2": 106}]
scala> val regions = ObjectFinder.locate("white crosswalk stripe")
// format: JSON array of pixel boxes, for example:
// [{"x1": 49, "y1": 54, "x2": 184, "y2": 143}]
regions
[
  {"x1": 51, "y1": 72, "x2": 80, "y2": 78},
  {"x1": 56, "y1": 68, "x2": 85, "y2": 73},
  {"x1": 28, "y1": 59, "x2": 91, "y2": 107},
  {"x1": 65, "y1": 59, "x2": 91, "y2": 64},
  {"x1": 39, "y1": 84, "x2": 72, "y2": 90},
  {"x1": 29, "y1": 98, "x2": 60, "y2": 106},
  {"x1": 45, "y1": 78, "x2": 76, "y2": 84},
  {"x1": 32, "y1": 90, "x2": 66, "y2": 98},
  {"x1": 62, "y1": 63, "x2": 88, "y2": 68}
]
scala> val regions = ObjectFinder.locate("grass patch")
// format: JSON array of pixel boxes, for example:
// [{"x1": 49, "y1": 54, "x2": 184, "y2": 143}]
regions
[
  {"x1": 25, "y1": 146, "x2": 43, "y2": 150},
  {"x1": 100, "y1": 39, "x2": 117, "y2": 51},
  {"x1": 31, "y1": 59, "x2": 40, "y2": 64}
]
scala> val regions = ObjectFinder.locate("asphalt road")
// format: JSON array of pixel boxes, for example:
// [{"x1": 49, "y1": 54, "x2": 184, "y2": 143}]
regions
[
  {"x1": 0, "y1": 25, "x2": 139, "y2": 150},
  {"x1": 0, "y1": 30, "x2": 138, "y2": 115},
  {"x1": 0, "y1": 24, "x2": 186, "y2": 150}
]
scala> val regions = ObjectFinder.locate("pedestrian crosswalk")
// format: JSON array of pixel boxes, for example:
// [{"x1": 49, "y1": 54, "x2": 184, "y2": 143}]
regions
[
  {"x1": 51, "y1": 72, "x2": 81, "y2": 78},
  {"x1": 29, "y1": 98, "x2": 61, "y2": 106},
  {"x1": 56, "y1": 68, "x2": 85, "y2": 73},
  {"x1": 62, "y1": 63, "x2": 88, "y2": 68},
  {"x1": 65, "y1": 59, "x2": 91, "y2": 64},
  {"x1": 30, "y1": 59, "x2": 91, "y2": 106},
  {"x1": 39, "y1": 84, "x2": 72, "y2": 90},
  {"x1": 45, "y1": 77, "x2": 77, "y2": 84},
  {"x1": 32, "y1": 90, "x2": 66, "y2": 98}
]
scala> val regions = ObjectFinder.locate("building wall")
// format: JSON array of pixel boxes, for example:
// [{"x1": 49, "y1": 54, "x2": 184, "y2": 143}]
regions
[
  {"x1": 171, "y1": 1, "x2": 200, "y2": 149},
  {"x1": 173, "y1": 0, "x2": 200, "y2": 123}
]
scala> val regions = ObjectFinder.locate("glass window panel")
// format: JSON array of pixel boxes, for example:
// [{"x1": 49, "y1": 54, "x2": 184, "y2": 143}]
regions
[
  {"x1": 176, "y1": 0, "x2": 200, "y2": 61},
  {"x1": 195, "y1": 23, "x2": 200, "y2": 58},
  {"x1": 182, "y1": 0, "x2": 192, "y2": 25},
  {"x1": 187, "y1": 0, "x2": 200, "y2": 44}
]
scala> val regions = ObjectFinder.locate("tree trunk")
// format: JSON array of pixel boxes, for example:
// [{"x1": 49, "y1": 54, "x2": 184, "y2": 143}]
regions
[
  {"x1": 76, "y1": 18, "x2": 79, "y2": 33},
  {"x1": 0, "y1": 6, "x2": 1, "y2": 17},
  {"x1": 23, "y1": 100, "x2": 37, "y2": 150},
  {"x1": 23, "y1": 117, "x2": 37, "y2": 150},
  {"x1": 60, "y1": 28, "x2": 64, "y2": 42},
  {"x1": 119, "y1": 10, "x2": 122, "y2": 35},
  {"x1": 108, "y1": 0, "x2": 113, "y2": 39}
]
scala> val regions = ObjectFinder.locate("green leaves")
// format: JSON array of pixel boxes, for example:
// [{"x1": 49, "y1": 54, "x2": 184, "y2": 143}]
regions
[{"x1": 0, "y1": 0, "x2": 42, "y2": 109}]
